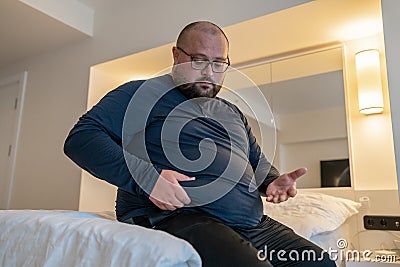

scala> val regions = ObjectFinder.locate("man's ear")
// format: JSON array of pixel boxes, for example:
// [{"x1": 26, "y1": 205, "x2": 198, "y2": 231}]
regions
[{"x1": 172, "y1": 46, "x2": 179, "y2": 64}]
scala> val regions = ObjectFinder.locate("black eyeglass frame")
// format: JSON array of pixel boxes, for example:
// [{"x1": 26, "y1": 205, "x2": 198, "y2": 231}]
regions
[{"x1": 176, "y1": 46, "x2": 230, "y2": 73}]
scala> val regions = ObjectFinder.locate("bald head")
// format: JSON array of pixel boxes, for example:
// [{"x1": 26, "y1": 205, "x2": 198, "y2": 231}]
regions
[
  {"x1": 176, "y1": 21, "x2": 229, "y2": 49},
  {"x1": 172, "y1": 21, "x2": 229, "y2": 99}
]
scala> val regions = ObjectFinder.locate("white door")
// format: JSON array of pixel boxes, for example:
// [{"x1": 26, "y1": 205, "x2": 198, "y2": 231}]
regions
[{"x1": 0, "y1": 81, "x2": 19, "y2": 209}]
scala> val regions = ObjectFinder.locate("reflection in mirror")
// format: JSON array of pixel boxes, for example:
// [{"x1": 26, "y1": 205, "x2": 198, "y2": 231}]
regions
[
  {"x1": 221, "y1": 47, "x2": 349, "y2": 188},
  {"x1": 264, "y1": 69, "x2": 348, "y2": 189}
]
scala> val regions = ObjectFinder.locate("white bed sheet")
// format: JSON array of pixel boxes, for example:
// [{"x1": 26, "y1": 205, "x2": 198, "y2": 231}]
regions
[
  {"x1": 1, "y1": 192, "x2": 360, "y2": 267},
  {"x1": 0, "y1": 210, "x2": 201, "y2": 267}
]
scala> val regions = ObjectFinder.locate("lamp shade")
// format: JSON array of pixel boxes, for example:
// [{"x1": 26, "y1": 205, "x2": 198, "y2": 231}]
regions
[{"x1": 355, "y1": 49, "x2": 383, "y2": 115}]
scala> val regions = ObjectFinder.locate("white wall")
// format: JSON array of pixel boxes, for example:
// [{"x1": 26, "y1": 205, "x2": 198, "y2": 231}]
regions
[
  {"x1": 280, "y1": 139, "x2": 349, "y2": 188},
  {"x1": 0, "y1": 0, "x2": 312, "y2": 210},
  {"x1": 381, "y1": 0, "x2": 400, "y2": 198},
  {"x1": 1, "y1": 43, "x2": 91, "y2": 209},
  {"x1": 276, "y1": 107, "x2": 348, "y2": 188}
]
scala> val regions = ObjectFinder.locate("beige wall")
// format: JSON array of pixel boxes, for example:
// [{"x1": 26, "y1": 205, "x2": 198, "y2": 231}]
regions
[
  {"x1": 343, "y1": 34, "x2": 397, "y2": 190},
  {"x1": 0, "y1": 0, "x2": 311, "y2": 210}
]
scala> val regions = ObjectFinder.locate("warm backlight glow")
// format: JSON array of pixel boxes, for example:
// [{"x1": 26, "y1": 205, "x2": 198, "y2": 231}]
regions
[
  {"x1": 337, "y1": 19, "x2": 383, "y2": 42},
  {"x1": 355, "y1": 49, "x2": 383, "y2": 115}
]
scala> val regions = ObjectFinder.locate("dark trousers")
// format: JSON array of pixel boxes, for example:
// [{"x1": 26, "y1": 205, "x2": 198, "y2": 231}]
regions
[{"x1": 123, "y1": 211, "x2": 336, "y2": 267}]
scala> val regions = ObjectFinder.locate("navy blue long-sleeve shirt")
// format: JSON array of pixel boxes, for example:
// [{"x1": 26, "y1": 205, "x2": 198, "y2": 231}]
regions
[{"x1": 64, "y1": 74, "x2": 279, "y2": 228}]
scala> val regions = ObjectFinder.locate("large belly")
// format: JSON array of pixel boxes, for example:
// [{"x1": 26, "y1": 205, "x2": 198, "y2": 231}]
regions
[{"x1": 144, "y1": 103, "x2": 263, "y2": 226}]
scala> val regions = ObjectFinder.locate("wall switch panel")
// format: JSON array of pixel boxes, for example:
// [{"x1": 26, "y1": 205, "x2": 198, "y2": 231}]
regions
[{"x1": 364, "y1": 215, "x2": 400, "y2": 231}]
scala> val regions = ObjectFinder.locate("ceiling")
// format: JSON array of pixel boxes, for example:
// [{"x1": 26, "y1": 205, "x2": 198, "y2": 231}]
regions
[
  {"x1": 0, "y1": 1, "x2": 78, "y2": 68},
  {"x1": 0, "y1": 0, "x2": 310, "y2": 70},
  {"x1": 0, "y1": 0, "x2": 383, "y2": 71},
  {"x1": 0, "y1": 0, "x2": 114, "y2": 69}
]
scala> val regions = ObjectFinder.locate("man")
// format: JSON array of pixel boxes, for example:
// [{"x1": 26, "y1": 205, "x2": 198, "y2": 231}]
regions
[{"x1": 64, "y1": 21, "x2": 335, "y2": 266}]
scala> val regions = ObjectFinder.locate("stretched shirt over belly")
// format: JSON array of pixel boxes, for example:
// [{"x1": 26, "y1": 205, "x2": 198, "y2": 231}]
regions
[
  {"x1": 126, "y1": 85, "x2": 264, "y2": 227},
  {"x1": 65, "y1": 74, "x2": 278, "y2": 229}
]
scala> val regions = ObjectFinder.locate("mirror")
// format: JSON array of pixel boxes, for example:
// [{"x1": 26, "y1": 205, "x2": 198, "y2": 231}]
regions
[{"x1": 219, "y1": 46, "x2": 349, "y2": 188}]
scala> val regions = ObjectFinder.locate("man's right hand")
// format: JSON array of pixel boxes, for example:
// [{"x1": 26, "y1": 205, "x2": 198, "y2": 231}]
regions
[{"x1": 149, "y1": 169, "x2": 195, "y2": 210}]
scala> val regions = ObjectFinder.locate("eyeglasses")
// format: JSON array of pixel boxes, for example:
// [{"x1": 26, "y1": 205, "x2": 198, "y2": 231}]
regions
[{"x1": 176, "y1": 46, "x2": 230, "y2": 73}]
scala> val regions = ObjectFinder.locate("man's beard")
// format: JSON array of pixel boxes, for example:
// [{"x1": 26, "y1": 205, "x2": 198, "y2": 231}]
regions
[{"x1": 177, "y1": 78, "x2": 222, "y2": 99}]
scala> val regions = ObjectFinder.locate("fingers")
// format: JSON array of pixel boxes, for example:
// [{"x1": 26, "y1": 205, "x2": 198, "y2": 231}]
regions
[
  {"x1": 287, "y1": 187, "x2": 297, "y2": 198},
  {"x1": 266, "y1": 192, "x2": 289, "y2": 203},
  {"x1": 266, "y1": 195, "x2": 273, "y2": 202},
  {"x1": 266, "y1": 188, "x2": 298, "y2": 203},
  {"x1": 149, "y1": 170, "x2": 195, "y2": 210},
  {"x1": 149, "y1": 196, "x2": 177, "y2": 211},
  {"x1": 266, "y1": 183, "x2": 297, "y2": 203},
  {"x1": 164, "y1": 171, "x2": 193, "y2": 205},
  {"x1": 175, "y1": 173, "x2": 196, "y2": 205},
  {"x1": 149, "y1": 193, "x2": 184, "y2": 210},
  {"x1": 175, "y1": 187, "x2": 191, "y2": 205},
  {"x1": 289, "y1": 167, "x2": 307, "y2": 180},
  {"x1": 149, "y1": 186, "x2": 188, "y2": 210},
  {"x1": 175, "y1": 173, "x2": 196, "y2": 182}
]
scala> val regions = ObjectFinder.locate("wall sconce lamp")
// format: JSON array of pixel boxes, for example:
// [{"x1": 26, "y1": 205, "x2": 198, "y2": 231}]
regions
[{"x1": 355, "y1": 49, "x2": 384, "y2": 115}]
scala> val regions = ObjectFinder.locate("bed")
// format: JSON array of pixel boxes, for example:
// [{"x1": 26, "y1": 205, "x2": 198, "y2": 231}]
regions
[
  {"x1": 0, "y1": 210, "x2": 201, "y2": 267},
  {"x1": 0, "y1": 192, "x2": 360, "y2": 267},
  {"x1": 263, "y1": 190, "x2": 361, "y2": 267}
]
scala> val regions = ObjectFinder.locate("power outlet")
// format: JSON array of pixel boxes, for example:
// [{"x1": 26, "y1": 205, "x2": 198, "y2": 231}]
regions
[{"x1": 364, "y1": 215, "x2": 400, "y2": 231}]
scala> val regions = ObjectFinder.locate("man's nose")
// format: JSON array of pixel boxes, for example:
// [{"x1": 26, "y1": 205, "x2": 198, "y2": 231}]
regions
[{"x1": 201, "y1": 62, "x2": 213, "y2": 77}]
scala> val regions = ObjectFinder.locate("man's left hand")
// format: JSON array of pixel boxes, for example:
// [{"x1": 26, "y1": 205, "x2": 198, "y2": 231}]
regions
[{"x1": 265, "y1": 167, "x2": 307, "y2": 203}]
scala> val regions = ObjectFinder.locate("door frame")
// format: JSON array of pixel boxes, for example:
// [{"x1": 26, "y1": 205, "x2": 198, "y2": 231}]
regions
[{"x1": 0, "y1": 71, "x2": 27, "y2": 209}]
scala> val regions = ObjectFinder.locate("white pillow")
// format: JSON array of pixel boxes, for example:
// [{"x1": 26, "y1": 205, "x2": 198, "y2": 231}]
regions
[{"x1": 262, "y1": 192, "x2": 361, "y2": 239}]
